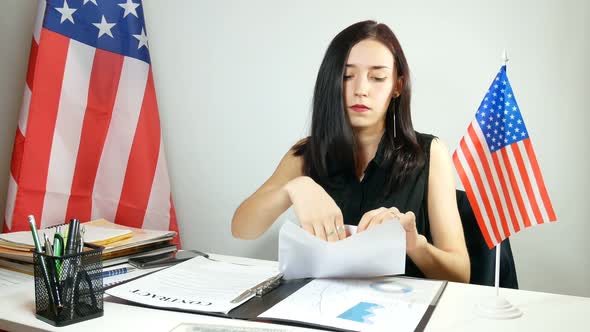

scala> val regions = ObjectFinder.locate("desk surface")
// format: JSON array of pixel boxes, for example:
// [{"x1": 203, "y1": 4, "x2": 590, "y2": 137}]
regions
[{"x1": 1, "y1": 254, "x2": 589, "y2": 332}]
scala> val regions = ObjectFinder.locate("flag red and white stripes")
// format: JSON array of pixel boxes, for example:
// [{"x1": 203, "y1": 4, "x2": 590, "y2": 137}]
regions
[
  {"x1": 453, "y1": 66, "x2": 556, "y2": 248},
  {"x1": 3, "y1": 0, "x2": 179, "y2": 245}
]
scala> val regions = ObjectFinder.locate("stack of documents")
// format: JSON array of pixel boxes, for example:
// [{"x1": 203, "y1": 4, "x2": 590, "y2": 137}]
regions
[
  {"x1": 91, "y1": 219, "x2": 177, "y2": 266},
  {"x1": 0, "y1": 219, "x2": 177, "y2": 274},
  {"x1": 0, "y1": 222, "x2": 132, "y2": 250}
]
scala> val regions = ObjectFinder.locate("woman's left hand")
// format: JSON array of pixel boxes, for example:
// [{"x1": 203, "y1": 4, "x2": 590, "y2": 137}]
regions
[{"x1": 357, "y1": 207, "x2": 426, "y2": 253}]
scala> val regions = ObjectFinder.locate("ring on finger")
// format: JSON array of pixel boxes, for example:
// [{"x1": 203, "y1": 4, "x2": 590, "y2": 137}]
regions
[
  {"x1": 336, "y1": 225, "x2": 345, "y2": 233},
  {"x1": 326, "y1": 229, "x2": 337, "y2": 237}
]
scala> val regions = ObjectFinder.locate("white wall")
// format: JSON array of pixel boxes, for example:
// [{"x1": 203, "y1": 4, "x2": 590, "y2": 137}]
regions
[{"x1": 1, "y1": 0, "x2": 588, "y2": 297}]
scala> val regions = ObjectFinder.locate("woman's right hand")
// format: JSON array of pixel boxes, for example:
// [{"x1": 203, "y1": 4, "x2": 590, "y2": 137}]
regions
[{"x1": 284, "y1": 176, "x2": 346, "y2": 242}]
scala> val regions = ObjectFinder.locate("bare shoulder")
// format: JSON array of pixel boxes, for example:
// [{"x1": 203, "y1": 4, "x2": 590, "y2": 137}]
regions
[
  {"x1": 430, "y1": 137, "x2": 449, "y2": 155},
  {"x1": 427, "y1": 137, "x2": 455, "y2": 187},
  {"x1": 267, "y1": 140, "x2": 306, "y2": 184},
  {"x1": 291, "y1": 137, "x2": 309, "y2": 152},
  {"x1": 280, "y1": 146, "x2": 304, "y2": 173},
  {"x1": 428, "y1": 137, "x2": 453, "y2": 166},
  {"x1": 427, "y1": 137, "x2": 456, "y2": 199}
]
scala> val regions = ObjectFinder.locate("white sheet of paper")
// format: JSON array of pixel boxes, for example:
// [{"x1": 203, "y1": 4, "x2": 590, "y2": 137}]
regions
[
  {"x1": 0, "y1": 267, "x2": 32, "y2": 289},
  {"x1": 279, "y1": 221, "x2": 406, "y2": 280},
  {"x1": 260, "y1": 277, "x2": 444, "y2": 332},
  {"x1": 170, "y1": 323, "x2": 288, "y2": 332},
  {"x1": 106, "y1": 256, "x2": 280, "y2": 314},
  {"x1": 278, "y1": 221, "x2": 405, "y2": 280}
]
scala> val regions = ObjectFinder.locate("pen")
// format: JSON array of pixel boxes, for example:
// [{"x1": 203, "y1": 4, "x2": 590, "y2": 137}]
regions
[
  {"x1": 43, "y1": 233, "x2": 64, "y2": 311},
  {"x1": 101, "y1": 266, "x2": 136, "y2": 279},
  {"x1": 43, "y1": 233, "x2": 52, "y2": 255},
  {"x1": 188, "y1": 249, "x2": 209, "y2": 258},
  {"x1": 28, "y1": 215, "x2": 61, "y2": 316},
  {"x1": 53, "y1": 232, "x2": 64, "y2": 256},
  {"x1": 64, "y1": 218, "x2": 81, "y2": 319},
  {"x1": 28, "y1": 215, "x2": 42, "y2": 252},
  {"x1": 78, "y1": 225, "x2": 85, "y2": 253},
  {"x1": 52, "y1": 228, "x2": 64, "y2": 278},
  {"x1": 65, "y1": 219, "x2": 79, "y2": 255}
]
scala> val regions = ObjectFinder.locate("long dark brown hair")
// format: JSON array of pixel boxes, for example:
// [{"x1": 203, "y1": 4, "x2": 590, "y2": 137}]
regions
[{"x1": 294, "y1": 20, "x2": 424, "y2": 193}]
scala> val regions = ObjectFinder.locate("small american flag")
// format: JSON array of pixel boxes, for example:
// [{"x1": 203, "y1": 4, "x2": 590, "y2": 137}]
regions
[
  {"x1": 4, "y1": 0, "x2": 179, "y2": 244},
  {"x1": 453, "y1": 65, "x2": 556, "y2": 248}
]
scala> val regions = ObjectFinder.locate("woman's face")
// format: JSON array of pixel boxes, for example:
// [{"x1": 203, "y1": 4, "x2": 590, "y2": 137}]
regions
[{"x1": 343, "y1": 39, "x2": 398, "y2": 131}]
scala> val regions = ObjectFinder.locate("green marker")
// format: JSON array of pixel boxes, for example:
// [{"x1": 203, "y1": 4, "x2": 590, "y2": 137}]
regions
[{"x1": 53, "y1": 232, "x2": 64, "y2": 276}]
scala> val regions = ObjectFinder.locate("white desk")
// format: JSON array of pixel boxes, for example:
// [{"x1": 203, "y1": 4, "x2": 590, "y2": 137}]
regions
[{"x1": 1, "y1": 254, "x2": 589, "y2": 332}]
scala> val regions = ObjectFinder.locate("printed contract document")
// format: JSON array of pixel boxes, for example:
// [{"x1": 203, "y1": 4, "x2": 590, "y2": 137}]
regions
[
  {"x1": 279, "y1": 221, "x2": 406, "y2": 279},
  {"x1": 106, "y1": 256, "x2": 280, "y2": 314}
]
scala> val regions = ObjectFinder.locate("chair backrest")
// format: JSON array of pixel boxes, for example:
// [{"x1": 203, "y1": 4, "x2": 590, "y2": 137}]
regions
[{"x1": 456, "y1": 189, "x2": 519, "y2": 289}]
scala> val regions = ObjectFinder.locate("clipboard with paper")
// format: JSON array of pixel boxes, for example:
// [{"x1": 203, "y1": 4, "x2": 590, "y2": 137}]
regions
[
  {"x1": 105, "y1": 256, "x2": 282, "y2": 315},
  {"x1": 106, "y1": 222, "x2": 447, "y2": 331}
]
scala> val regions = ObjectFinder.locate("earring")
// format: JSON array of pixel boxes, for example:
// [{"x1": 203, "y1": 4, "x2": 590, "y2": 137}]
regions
[
  {"x1": 393, "y1": 91, "x2": 399, "y2": 139},
  {"x1": 393, "y1": 108, "x2": 397, "y2": 139},
  {"x1": 393, "y1": 93, "x2": 400, "y2": 139}
]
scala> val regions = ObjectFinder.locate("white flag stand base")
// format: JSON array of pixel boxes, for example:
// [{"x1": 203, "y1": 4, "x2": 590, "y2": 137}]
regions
[
  {"x1": 474, "y1": 240, "x2": 522, "y2": 319},
  {"x1": 475, "y1": 296, "x2": 522, "y2": 319}
]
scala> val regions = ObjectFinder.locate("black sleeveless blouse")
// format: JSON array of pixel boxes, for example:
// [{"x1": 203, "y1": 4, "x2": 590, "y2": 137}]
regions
[{"x1": 322, "y1": 132, "x2": 436, "y2": 278}]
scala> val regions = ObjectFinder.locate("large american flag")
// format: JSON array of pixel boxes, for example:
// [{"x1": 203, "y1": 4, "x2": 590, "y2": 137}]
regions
[
  {"x1": 453, "y1": 65, "x2": 556, "y2": 248},
  {"x1": 4, "y1": 0, "x2": 179, "y2": 243}
]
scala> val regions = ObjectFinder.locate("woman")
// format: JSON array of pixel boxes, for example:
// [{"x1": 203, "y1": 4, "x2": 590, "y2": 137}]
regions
[{"x1": 232, "y1": 20, "x2": 470, "y2": 283}]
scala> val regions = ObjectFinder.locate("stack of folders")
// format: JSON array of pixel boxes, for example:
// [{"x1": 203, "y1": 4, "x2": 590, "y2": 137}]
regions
[{"x1": 0, "y1": 219, "x2": 177, "y2": 276}]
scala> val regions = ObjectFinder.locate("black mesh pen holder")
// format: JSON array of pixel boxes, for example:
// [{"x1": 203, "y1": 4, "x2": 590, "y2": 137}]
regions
[{"x1": 33, "y1": 243, "x2": 104, "y2": 327}]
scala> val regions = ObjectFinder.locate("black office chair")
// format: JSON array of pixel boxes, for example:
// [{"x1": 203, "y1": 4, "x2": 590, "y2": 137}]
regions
[{"x1": 456, "y1": 189, "x2": 519, "y2": 289}]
